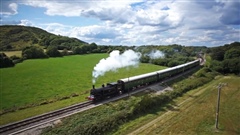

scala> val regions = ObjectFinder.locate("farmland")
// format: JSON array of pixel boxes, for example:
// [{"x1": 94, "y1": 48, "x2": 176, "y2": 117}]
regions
[{"x1": 0, "y1": 54, "x2": 166, "y2": 124}]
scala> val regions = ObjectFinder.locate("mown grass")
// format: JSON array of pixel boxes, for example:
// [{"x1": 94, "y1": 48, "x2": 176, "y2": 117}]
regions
[
  {"x1": 111, "y1": 75, "x2": 240, "y2": 135},
  {"x1": 1, "y1": 54, "x2": 107, "y2": 111},
  {"x1": 0, "y1": 54, "x2": 166, "y2": 125}
]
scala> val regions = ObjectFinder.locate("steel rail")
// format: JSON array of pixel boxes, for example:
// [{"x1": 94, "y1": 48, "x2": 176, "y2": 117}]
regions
[{"x1": 0, "y1": 101, "x2": 92, "y2": 134}]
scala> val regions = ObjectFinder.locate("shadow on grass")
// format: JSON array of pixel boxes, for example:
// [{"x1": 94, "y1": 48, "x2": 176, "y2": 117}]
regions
[
  {"x1": 187, "y1": 95, "x2": 199, "y2": 98},
  {"x1": 165, "y1": 104, "x2": 180, "y2": 112}
]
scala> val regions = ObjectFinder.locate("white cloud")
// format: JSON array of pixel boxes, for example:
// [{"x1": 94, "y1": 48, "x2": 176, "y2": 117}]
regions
[
  {"x1": 43, "y1": 23, "x2": 71, "y2": 35},
  {"x1": 1, "y1": 2, "x2": 18, "y2": 15},
  {"x1": 9, "y1": 3, "x2": 18, "y2": 14},
  {"x1": 19, "y1": 19, "x2": 33, "y2": 26},
  {"x1": 23, "y1": 0, "x2": 83, "y2": 16},
  {"x1": 38, "y1": 23, "x2": 122, "y2": 44},
  {"x1": 3, "y1": 0, "x2": 238, "y2": 47}
]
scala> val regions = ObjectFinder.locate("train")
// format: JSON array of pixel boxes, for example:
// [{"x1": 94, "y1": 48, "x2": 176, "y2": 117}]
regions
[{"x1": 88, "y1": 59, "x2": 200, "y2": 101}]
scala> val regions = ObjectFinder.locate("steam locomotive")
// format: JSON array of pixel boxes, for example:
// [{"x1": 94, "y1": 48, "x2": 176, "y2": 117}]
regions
[{"x1": 88, "y1": 59, "x2": 200, "y2": 101}]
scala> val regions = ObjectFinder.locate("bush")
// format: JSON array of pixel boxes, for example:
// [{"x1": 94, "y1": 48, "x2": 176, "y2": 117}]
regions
[
  {"x1": 152, "y1": 58, "x2": 169, "y2": 66},
  {"x1": 168, "y1": 60, "x2": 181, "y2": 67},
  {"x1": 22, "y1": 46, "x2": 48, "y2": 59},
  {"x1": 10, "y1": 55, "x2": 24, "y2": 64},
  {"x1": 0, "y1": 53, "x2": 15, "y2": 68},
  {"x1": 71, "y1": 93, "x2": 79, "y2": 97},
  {"x1": 46, "y1": 46, "x2": 62, "y2": 57},
  {"x1": 59, "y1": 96, "x2": 70, "y2": 100}
]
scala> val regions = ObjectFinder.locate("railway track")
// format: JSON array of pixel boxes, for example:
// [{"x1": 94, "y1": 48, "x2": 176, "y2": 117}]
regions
[{"x1": 0, "y1": 101, "x2": 93, "y2": 135}]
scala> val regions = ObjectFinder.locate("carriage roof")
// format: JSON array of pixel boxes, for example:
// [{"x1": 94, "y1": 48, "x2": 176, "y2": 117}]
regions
[{"x1": 119, "y1": 60, "x2": 199, "y2": 83}]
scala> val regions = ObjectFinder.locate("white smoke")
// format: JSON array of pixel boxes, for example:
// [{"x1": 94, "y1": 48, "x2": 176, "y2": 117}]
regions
[
  {"x1": 147, "y1": 50, "x2": 165, "y2": 59},
  {"x1": 92, "y1": 50, "x2": 141, "y2": 84}
]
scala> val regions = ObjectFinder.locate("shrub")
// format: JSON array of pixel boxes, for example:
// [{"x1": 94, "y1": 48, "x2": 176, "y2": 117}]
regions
[
  {"x1": 0, "y1": 53, "x2": 15, "y2": 68},
  {"x1": 10, "y1": 55, "x2": 24, "y2": 64},
  {"x1": 71, "y1": 93, "x2": 79, "y2": 97},
  {"x1": 46, "y1": 46, "x2": 62, "y2": 57},
  {"x1": 59, "y1": 96, "x2": 70, "y2": 100},
  {"x1": 22, "y1": 46, "x2": 48, "y2": 59}
]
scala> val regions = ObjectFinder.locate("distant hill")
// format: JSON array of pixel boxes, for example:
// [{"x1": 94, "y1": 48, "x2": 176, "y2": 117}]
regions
[{"x1": 0, "y1": 25, "x2": 88, "y2": 51}]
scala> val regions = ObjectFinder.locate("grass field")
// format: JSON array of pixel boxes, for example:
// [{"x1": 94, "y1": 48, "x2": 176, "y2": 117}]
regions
[
  {"x1": 111, "y1": 75, "x2": 240, "y2": 135},
  {"x1": 1, "y1": 51, "x2": 22, "y2": 57},
  {"x1": 0, "y1": 54, "x2": 166, "y2": 125}
]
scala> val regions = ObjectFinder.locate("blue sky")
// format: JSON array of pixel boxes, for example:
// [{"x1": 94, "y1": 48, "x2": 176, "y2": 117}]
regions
[{"x1": 1, "y1": 0, "x2": 239, "y2": 46}]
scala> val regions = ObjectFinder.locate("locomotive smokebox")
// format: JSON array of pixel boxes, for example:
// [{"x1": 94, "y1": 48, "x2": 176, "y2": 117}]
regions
[{"x1": 92, "y1": 85, "x2": 95, "y2": 89}]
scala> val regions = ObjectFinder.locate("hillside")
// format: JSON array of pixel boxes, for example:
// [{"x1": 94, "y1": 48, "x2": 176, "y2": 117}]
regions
[{"x1": 0, "y1": 25, "x2": 88, "y2": 51}]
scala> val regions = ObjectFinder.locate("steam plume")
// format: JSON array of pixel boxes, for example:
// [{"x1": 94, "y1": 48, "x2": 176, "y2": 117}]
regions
[
  {"x1": 147, "y1": 50, "x2": 165, "y2": 59},
  {"x1": 92, "y1": 50, "x2": 141, "y2": 84}
]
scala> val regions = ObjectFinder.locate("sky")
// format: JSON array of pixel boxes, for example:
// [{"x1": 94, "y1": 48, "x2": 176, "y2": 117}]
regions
[{"x1": 0, "y1": 0, "x2": 239, "y2": 47}]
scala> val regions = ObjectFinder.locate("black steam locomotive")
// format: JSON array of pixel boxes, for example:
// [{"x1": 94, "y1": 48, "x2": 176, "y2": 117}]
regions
[{"x1": 88, "y1": 59, "x2": 200, "y2": 101}]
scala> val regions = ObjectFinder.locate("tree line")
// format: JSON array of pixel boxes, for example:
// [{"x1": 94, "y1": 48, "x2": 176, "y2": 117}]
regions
[
  {"x1": 1, "y1": 42, "x2": 240, "y2": 73},
  {"x1": 0, "y1": 43, "x2": 133, "y2": 68},
  {"x1": 208, "y1": 42, "x2": 240, "y2": 75},
  {"x1": 138, "y1": 44, "x2": 202, "y2": 67}
]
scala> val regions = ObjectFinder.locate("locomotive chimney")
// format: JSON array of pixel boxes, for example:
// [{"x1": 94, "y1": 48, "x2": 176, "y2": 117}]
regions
[
  {"x1": 92, "y1": 85, "x2": 95, "y2": 89},
  {"x1": 102, "y1": 84, "x2": 105, "y2": 87}
]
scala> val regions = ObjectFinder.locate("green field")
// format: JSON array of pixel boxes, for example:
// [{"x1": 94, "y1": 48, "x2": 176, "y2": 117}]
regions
[
  {"x1": 1, "y1": 51, "x2": 22, "y2": 57},
  {"x1": 0, "y1": 54, "x2": 165, "y2": 114},
  {"x1": 112, "y1": 76, "x2": 240, "y2": 135}
]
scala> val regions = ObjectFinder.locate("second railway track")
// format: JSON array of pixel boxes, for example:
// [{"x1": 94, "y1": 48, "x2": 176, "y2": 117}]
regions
[{"x1": 0, "y1": 101, "x2": 93, "y2": 135}]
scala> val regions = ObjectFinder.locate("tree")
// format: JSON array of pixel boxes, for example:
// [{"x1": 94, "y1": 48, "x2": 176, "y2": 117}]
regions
[
  {"x1": 80, "y1": 45, "x2": 88, "y2": 54},
  {"x1": 89, "y1": 43, "x2": 98, "y2": 52},
  {"x1": 210, "y1": 48, "x2": 225, "y2": 61},
  {"x1": 22, "y1": 46, "x2": 48, "y2": 59},
  {"x1": 73, "y1": 46, "x2": 82, "y2": 54},
  {"x1": 167, "y1": 60, "x2": 180, "y2": 67},
  {"x1": 210, "y1": 60, "x2": 223, "y2": 73},
  {"x1": 0, "y1": 53, "x2": 15, "y2": 68},
  {"x1": 224, "y1": 49, "x2": 240, "y2": 59},
  {"x1": 46, "y1": 46, "x2": 62, "y2": 57},
  {"x1": 151, "y1": 58, "x2": 168, "y2": 66},
  {"x1": 222, "y1": 58, "x2": 240, "y2": 74},
  {"x1": 140, "y1": 55, "x2": 150, "y2": 63}
]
